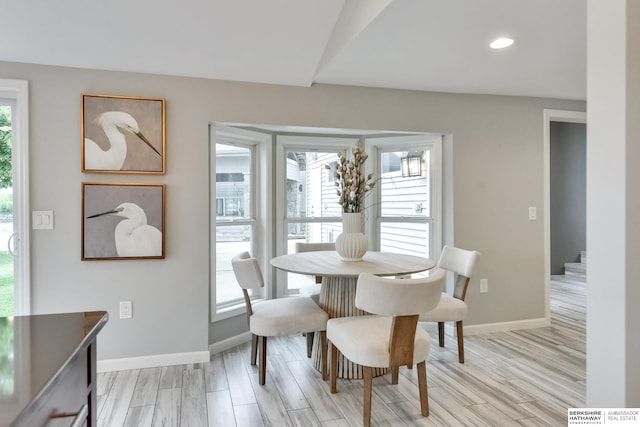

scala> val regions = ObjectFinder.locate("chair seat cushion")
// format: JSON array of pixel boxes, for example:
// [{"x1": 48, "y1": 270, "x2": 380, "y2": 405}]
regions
[
  {"x1": 251, "y1": 297, "x2": 328, "y2": 337},
  {"x1": 419, "y1": 293, "x2": 467, "y2": 322},
  {"x1": 327, "y1": 315, "x2": 431, "y2": 368}
]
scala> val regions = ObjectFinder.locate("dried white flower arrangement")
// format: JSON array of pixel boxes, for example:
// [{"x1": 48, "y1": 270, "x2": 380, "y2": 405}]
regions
[{"x1": 327, "y1": 144, "x2": 376, "y2": 213}]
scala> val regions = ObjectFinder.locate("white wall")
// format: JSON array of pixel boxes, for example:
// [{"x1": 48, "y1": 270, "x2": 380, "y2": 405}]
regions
[
  {"x1": 587, "y1": 0, "x2": 640, "y2": 406},
  {"x1": 0, "y1": 60, "x2": 584, "y2": 364}
]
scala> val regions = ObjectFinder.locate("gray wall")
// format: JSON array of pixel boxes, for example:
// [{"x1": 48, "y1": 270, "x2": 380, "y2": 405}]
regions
[
  {"x1": 1, "y1": 60, "x2": 585, "y2": 361},
  {"x1": 550, "y1": 122, "x2": 586, "y2": 274}
]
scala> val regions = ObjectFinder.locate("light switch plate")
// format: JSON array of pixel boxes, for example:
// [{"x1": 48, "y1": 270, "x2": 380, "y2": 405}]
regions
[
  {"x1": 528, "y1": 207, "x2": 537, "y2": 221},
  {"x1": 33, "y1": 211, "x2": 54, "y2": 229},
  {"x1": 120, "y1": 301, "x2": 132, "y2": 319}
]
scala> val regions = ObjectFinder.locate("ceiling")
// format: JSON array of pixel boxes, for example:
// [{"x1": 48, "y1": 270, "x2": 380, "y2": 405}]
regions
[{"x1": 1, "y1": 0, "x2": 586, "y2": 100}]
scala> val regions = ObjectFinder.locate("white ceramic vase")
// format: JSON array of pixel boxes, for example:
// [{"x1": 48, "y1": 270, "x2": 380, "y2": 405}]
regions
[{"x1": 335, "y1": 212, "x2": 368, "y2": 261}]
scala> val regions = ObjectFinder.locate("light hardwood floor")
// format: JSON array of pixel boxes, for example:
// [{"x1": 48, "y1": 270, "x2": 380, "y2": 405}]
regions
[{"x1": 97, "y1": 276, "x2": 585, "y2": 426}]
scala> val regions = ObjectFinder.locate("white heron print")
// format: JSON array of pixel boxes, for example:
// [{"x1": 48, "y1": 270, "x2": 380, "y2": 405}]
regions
[
  {"x1": 84, "y1": 111, "x2": 161, "y2": 170},
  {"x1": 88, "y1": 203, "x2": 162, "y2": 257},
  {"x1": 83, "y1": 183, "x2": 165, "y2": 260},
  {"x1": 82, "y1": 94, "x2": 165, "y2": 173}
]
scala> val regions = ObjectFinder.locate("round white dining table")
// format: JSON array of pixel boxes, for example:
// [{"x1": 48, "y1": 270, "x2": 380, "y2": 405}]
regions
[{"x1": 270, "y1": 250, "x2": 436, "y2": 379}]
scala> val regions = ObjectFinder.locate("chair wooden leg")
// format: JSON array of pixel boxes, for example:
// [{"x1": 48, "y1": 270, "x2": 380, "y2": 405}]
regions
[
  {"x1": 438, "y1": 322, "x2": 445, "y2": 347},
  {"x1": 416, "y1": 361, "x2": 429, "y2": 416},
  {"x1": 306, "y1": 332, "x2": 315, "y2": 358},
  {"x1": 391, "y1": 366, "x2": 399, "y2": 385},
  {"x1": 363, "y1": 366, "x2": 373, "y2": 427},
  {"x1": 250, "y1": 334, "x2": 258, "y2": 366},
  {"x1": 330, "y1": 343, "x2": 338, "y2": 393},
  {"x1": 456, "y1": 321, "x2": 465, "y2": 363},
  {"x1": 320, "y1": 331, "x2": 328, "y2": 381},
  {"x1": 259, "y1": 336, "x2": 267, "y2": 385}
]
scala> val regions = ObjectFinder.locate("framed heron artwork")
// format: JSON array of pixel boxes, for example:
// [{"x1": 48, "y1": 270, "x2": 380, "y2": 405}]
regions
[
  {"x1": 82, "y1": 182, "x2": 166, "y2": 260},
  {"x1": 81, "y1": 93, "x2": 166, "y2": 173}
]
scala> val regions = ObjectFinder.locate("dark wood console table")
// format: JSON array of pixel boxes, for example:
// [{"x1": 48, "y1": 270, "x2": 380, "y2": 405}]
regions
[{"x1": 0, "y1": 311, "x2": 108, "y2": 427}]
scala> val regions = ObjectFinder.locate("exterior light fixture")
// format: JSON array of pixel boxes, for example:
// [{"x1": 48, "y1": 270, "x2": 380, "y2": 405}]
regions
[
  {"x1": 401, "y1": 152, "x2": 422, "y2": 177},
  {"x1": 489, "y1": 37, "x2": 514, "y2": 49}
]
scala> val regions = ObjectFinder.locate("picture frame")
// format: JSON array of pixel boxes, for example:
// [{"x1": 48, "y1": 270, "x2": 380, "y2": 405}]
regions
[
  {"x1": 82, "y1": 182, "x2": 166, "y2": 260},
  {"x1": 81, "y1": 93, "x2": 166, "y2": 174}
]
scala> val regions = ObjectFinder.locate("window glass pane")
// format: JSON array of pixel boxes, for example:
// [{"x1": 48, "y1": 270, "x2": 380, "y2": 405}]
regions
[
  {"x1": 286, "y1": 221, "x2": 341, "y2": 250},
  {"x1": 216, "y1": 144, "x2": 250, "y2": 218},
  {"x1": 283, "y1": 145, "x2": 346, "y2": 295},
  {"x1": 216, "y1": 225, "x2": 252, "y2": 304},
  {"x1": 380, "y1": 221, "x2": 430, "y2": 258},
  {"x1": 285, "y1": 150, "x2": 341, "y2": 219},
  {"x1": 216, "y1": 142, "x2": 254, "y2": 308},
  {"x1": 380, "y1": 150, "x2": 430, "y2": 217}
]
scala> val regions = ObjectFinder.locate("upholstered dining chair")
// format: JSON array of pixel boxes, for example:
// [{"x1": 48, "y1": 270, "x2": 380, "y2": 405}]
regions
[
  {"x1": 295, "y1": 241, "x2": 336, "y2": 357},
  {"x1": 295, "y1": 241, "x2": 336, "y2": 298},
  {"x1": 327, "y1": 269, "x2": 446, "y2": 427},
  {"x1": 419, "y1": 245, "x2": 481, "y2": 363},
  {"x1": 231, "y1": 251, "x2": 329, "y2": 385}
]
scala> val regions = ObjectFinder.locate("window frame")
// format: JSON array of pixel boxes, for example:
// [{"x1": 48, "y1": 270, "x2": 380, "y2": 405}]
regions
[
  {"x1": 365, "y1": 134, "x2": 443, "y2": 260},
  {"x1": 210, "y1": 125, "x2": 272, "y2": 321},
  {"x1": 274, "y1": 135, "x2": 358, "y2": 297}
]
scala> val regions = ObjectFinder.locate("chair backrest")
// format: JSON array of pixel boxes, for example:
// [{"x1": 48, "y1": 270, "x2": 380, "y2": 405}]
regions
[
  {"x1": 355, "y1": 269, "x2": 446, "y2": 316},
  {"x1": 295, "y1": 242, "x2": 335, "y2": 283},
  {"x1": 231, "y1": 251, "x2": 264, "y2": 321},
  {"x1": 295, "y1": 242, "x2": 336, "y2": 253},
  {"x1": 355, "y1": 269, "x2": 446, "y2": 368},
  {"x1": 437, "y1": 245, "x2": 481, "y2": 301},
  {"x1": 231, "y1": 251, "x2": 264, "y2": 290}
]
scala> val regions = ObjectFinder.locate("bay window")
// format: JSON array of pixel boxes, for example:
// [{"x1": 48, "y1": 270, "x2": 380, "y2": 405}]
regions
[{"x1": 211, "y1": 125, "x2": 441, "y2": 315}]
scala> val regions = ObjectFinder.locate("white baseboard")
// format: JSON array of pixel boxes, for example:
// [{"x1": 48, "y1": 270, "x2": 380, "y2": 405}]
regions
[
  {"x1": 97, "y1": 350, "x2": 211, "y2": 373},
  {"x1": 421, "y1": 317, "x2": 551, "y2": 337},
  {"x1": 122, "y1": 318, "x2": 547, "y2": 371},
  {"x1": 463, "y1": 317, "x2": 550, "y2": 336},
  {"x1": 209, "y1": 331, "x2": 252, "y2": 355}
]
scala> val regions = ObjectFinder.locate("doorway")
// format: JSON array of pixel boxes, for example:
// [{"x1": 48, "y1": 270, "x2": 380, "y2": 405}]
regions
[
  {"x1": 543, "y1": 109, "x2": 587, "y2": 321},
  {"x1": 550, "y1": 121, "x2": 586, "y2": 275}
]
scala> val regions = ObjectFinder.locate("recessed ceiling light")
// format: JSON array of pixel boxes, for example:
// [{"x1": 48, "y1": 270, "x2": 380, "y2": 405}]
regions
[{"x1": 489, "y1": 38, "x2": 515, "y2": 49}]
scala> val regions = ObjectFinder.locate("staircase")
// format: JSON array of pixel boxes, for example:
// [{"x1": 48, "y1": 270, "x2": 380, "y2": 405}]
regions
[{"x1": 562, "y1": 250, "x2": 586, "y2": 282}]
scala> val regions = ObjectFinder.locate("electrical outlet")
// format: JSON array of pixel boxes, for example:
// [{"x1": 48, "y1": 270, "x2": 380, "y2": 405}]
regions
[
  {"x1": 120, "y1": 301, "x2": 132, "y2": 319},
  {"x1": 480, "y1": 279, "x2": 489, "y2": 293}
]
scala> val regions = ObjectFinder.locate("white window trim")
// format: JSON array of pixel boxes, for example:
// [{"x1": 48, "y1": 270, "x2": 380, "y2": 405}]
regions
[
  {"x1": 365, "y1": 134, "x2": 443, "y2": 259},
  {"x1": 0, "y1": 79, "x2": 30, "y2": 315},
  {"x1": 210, "y1": 125, "x2": 272, "y2": 322}
]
